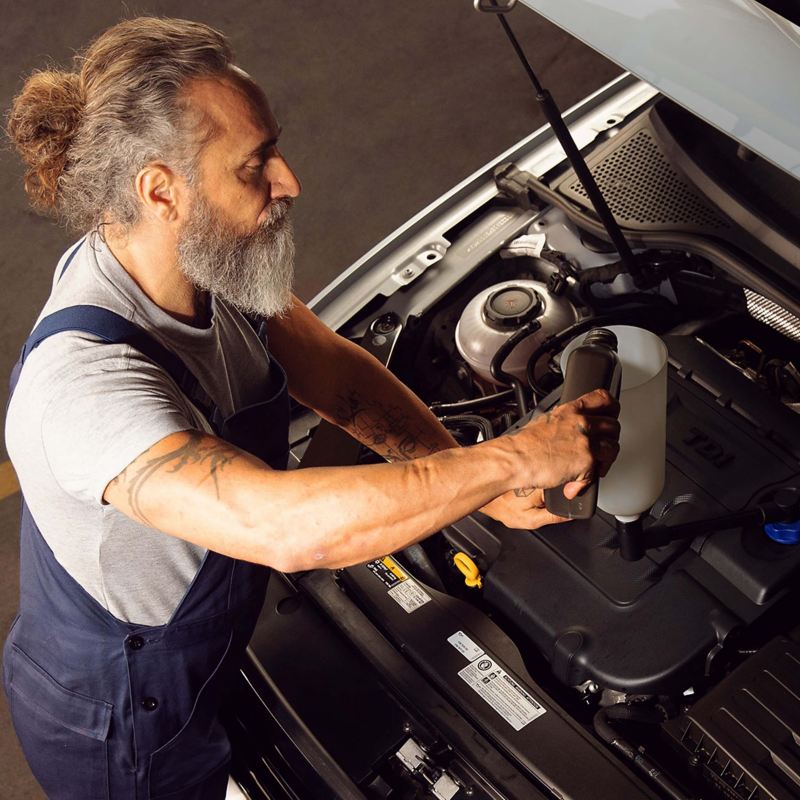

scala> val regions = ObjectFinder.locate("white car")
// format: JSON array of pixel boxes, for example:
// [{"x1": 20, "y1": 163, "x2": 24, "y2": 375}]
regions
[{"x1": 225, "y1": 3, "x2": 800, "y2": 799}]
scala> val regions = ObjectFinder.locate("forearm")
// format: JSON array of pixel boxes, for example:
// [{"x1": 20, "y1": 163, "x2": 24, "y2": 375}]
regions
[
  {"x1": 247, "y1": 440, "x2": 514, "y2": 570},
  {"x1": 105, "y1": 430, "x2": 517, "y2": 572},
  {"x1": 107, "y1": 389, "x2": 618, "y2": 570},
  {"x1": 265, "y1": 298, "x2": 458, "y2": 461},
  {"x1": 325, "y1": 343, "x2": 459, "y2": 461}
]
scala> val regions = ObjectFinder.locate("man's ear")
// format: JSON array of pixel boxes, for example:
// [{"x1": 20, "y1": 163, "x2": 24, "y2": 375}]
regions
[{"x1": 135, "y1": 163, "x2": 187, "y2": 224}]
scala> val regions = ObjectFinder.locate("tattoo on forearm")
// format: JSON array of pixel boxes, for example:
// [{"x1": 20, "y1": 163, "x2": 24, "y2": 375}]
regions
[
  {"x1": 333, "y1": 390, "x2": 440, "y2": 462},
  {"x1": 514, "y1": 487, "x2": 536, "y2": 498},
  {"x1": 112, "y1": 431, "x2": 240, "y2": 526}
]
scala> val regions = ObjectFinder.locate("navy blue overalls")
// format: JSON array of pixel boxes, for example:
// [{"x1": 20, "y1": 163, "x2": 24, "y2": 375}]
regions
[{"x1": 3, "y1": 245, "x2": 290, "y2": 799}]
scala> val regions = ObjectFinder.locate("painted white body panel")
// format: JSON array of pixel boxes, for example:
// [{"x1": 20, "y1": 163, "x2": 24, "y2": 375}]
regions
[{"x1": 520, "y1": 0, "x2": 800, "y2": 177}]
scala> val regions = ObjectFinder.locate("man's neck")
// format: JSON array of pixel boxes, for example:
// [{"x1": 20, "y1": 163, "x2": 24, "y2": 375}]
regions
[{"x1": 105, "y1": 226, "x2": 210, "y2": 327}]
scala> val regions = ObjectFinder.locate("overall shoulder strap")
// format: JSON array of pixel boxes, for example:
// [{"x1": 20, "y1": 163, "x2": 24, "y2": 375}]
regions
[
  {"x1": 19, "y1": 305, "x2": 197, "y2": 399},
  {"x1": 57, "y1": 236, "x2": 86, "y2": 282}
]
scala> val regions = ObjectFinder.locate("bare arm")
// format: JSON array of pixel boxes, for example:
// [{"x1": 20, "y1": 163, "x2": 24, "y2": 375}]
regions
[
  {"x1": 263, "y1": 297, "x2": 604, "y2": 529},
  {"x1": 266, "y1": 297, "x2": 459, "y2": 460},
  {"x1": 105, "y1": 428, "x2": 514, "y2": 572},
  {"x1": 103, "y1": 390, "x2": 619, "y2": 572}
]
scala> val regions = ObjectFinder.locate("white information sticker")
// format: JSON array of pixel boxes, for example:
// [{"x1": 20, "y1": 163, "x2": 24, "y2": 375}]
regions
[
  {"x1": 447, "y1": 631, "x2": 484, "y2": 662},
  {"x1": 387, "y1": 578, "x2": 431, "y2": 614},
  {"x1": 432, "y1": 773, "x2": 460, "y2": 800},
  {"x1": 458, "y1": 657, "x2": 546, "y2": 731}
]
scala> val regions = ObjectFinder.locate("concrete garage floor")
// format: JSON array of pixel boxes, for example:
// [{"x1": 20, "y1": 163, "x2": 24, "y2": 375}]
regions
[{"x1": 0, "y1": 1, "x2": 619, "y2": 794}]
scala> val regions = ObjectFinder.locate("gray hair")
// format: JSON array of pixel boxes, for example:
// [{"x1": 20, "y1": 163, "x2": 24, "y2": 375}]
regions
[{"x1": 7, "y1": 17, "x2": 235, "y2": 232}]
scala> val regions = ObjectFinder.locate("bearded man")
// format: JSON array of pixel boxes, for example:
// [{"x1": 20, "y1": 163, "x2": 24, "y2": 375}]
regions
[{"x1": 3, "y1": 17, "x2": 620, "y2": 800}]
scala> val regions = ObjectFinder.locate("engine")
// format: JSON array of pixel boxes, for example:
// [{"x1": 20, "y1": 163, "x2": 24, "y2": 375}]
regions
[
  {"x1": 334, "y1": 202, "x2": 800, "y2": 799},
  {"x1": 432, "y1": 218, "x2": 799, "y2": 692},
  {"x1": 276, "y1": 96, "x2": 800, "y2": 799}
]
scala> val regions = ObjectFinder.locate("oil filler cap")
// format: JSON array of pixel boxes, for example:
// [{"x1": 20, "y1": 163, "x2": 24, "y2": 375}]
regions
[
  {"x1": 483, "y1": 286, "x2": 541, "y2": 328},
  {"x1": 765, "y1": 520, "x2": 800, "y2": 545}
]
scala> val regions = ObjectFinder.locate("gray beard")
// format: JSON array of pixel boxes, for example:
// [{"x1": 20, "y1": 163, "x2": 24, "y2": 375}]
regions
[{"x1": 176, "y1": 194, "x2": 295, "y2": 319}]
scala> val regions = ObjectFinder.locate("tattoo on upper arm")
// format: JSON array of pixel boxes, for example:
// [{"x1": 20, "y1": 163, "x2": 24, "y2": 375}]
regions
[
  {"x1": 333, "y1": 390, "x2": 440, "y2": 462},
  {"x1": 111, "y1": 431, "x2": 241, "y2": 526}
]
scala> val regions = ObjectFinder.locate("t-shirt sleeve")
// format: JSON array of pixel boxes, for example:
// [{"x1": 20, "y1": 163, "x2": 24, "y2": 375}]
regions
[{"x1": 34, "y1": 337, "x2": 200, "y2": 505}]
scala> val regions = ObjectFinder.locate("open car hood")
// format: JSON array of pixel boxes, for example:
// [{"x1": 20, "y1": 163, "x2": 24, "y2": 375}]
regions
[{"x1": 519, "y1": 0, "x2": 800, "y2": 178}]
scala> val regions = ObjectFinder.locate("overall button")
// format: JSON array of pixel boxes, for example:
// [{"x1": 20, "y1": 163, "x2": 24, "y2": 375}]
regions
[
  {"x1": 127, "y1": 635, "x2": 144, "y2": 650},
  {"x1": 141, "y1": 697, "x2": 159, "y2": 711}
]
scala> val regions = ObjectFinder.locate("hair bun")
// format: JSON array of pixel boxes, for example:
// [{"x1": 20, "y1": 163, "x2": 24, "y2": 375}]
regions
[{"x1": 7, "y1": 70, "x2": 84, "y2": 212}]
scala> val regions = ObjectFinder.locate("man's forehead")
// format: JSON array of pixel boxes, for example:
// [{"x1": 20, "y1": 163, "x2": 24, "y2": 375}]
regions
[{"x1": 185, "y1": 74, "x2": 278, "y2": 151}]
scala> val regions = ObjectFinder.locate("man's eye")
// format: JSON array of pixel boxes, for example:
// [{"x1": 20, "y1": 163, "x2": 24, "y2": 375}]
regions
[{"x1": 246, "y1": 161, "x2": 265, "y2": 172}]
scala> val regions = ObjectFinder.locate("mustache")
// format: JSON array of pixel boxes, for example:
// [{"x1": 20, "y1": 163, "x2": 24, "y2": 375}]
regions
[{"x1": 263, "y1": 197, "x2": 294, "y2": 227}]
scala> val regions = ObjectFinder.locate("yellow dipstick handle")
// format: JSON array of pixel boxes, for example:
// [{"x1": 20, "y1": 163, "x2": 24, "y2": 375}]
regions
[{"x1": 454, "y1": 552, "x2": 483, "y2": 589}]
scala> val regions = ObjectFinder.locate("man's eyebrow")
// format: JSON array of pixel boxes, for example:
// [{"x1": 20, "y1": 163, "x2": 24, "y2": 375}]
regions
[{"x1": 242, "y1": 126, "x2": 283, "y2": 161}]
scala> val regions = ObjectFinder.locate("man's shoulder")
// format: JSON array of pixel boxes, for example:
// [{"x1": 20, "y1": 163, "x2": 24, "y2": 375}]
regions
[
  {"x1": 36, "y1": 235, "x2": 136, "y2": 325},
  {"x1": 18, "y1": 233, "x2": 145, "y2": 396}
]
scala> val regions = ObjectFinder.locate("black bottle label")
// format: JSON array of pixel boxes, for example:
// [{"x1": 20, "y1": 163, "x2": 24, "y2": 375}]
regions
[{"x1": 543, "y1": 333, "x2": 621, "y2": 520}]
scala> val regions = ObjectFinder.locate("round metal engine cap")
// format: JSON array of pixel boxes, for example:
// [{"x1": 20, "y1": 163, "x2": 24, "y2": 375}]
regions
[{"x1": 483, "y1": 286, "x2": 541, "y2": 328}]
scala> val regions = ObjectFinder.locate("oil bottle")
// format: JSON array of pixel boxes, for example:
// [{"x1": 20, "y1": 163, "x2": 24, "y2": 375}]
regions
[{"x1": 544, "y1": 328, "x2": 621, "y2": 519}]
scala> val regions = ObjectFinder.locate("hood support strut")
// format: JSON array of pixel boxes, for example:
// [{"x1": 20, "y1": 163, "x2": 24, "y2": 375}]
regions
[{"x1": 478, "y1": 1, "x2": 641, "y2": 282}]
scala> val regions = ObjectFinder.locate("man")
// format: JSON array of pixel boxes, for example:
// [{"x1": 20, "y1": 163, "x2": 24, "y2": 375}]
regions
[{"x1": 3, "y1": 17, "x2": 620, "y2": 799}]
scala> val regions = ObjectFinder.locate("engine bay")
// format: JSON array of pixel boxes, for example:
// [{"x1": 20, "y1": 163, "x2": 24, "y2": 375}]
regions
[{"x1": 265, "y1": 95, "x2": 800, "y2": 800}]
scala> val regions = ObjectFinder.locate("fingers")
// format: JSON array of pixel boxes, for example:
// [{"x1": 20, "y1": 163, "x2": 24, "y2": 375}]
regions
[
  {"x1": 582, "y1": 416, "x2": 621, "y2": 439},
  {"x1": 568, "y1": 388, "x2": 620, "y2": 418},
  {"x1": 480, "y1": 489, "x2": 570, "y2": 530},
  {"x1": 506, "y1": 487, "x2": 547, "y2": 509},
  {"x1": 577, "y1": 412, "x2": 620, "y2": 480},
  {"x1": 528, "y1": 487, "x2": 546, "y2": 507},
  {"x1": 590, "y1": 437, "x2": 620, "y2": 462},
  {"x1": 518, "y1": 389, "x2": 622, "y2": 492}
]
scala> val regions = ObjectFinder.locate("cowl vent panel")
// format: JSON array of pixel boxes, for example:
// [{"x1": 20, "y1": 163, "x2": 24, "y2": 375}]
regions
[{"x1": 556, "y1": 116, "x2": 730, "y2": 232}]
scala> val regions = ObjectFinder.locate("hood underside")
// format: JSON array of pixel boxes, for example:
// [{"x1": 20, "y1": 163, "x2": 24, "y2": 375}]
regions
[{"x1": 519, "y1": 0, "x2": 800, "y2": 178}]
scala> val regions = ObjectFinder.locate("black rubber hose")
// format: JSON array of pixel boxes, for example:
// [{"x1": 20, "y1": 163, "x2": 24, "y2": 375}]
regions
[
  {"x1": 525, "y1": 313, "x2": 624, "y2": 398},
  {"x1": 439, "y1": 414, "x2": 495, "y2": 442},
  {"x1": 583, "y1": 290, "x2": 678, "y2": 311},
  {"x1": 489, "y1": 319, "x2": 541, "y2": 418},
  {"x1": 524, "y1": 305, "x2": 675, "y2": 398},
  {"x1": 495, "y1": 160, "x2": 800, "y2": 319},
  {"x1": 430, "y1": 389, "x2": 514, "y2": 416},
  {"x1": 593, "y1": 706, "x2": 695, "y2": 800}
]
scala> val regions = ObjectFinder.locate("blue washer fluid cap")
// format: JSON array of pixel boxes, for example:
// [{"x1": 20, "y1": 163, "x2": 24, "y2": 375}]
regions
[{"x1": 765, "y1": 520, "x2": 800, "y2": 545}]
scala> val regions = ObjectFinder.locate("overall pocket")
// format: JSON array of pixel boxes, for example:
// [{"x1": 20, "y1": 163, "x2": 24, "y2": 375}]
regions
[
  {"x1": 6, "y1": 642, "x2": 112, "y2": 800},
  {"x1": 148, "y1": 631, "x2": 234, "y2": 799},
  {"x1": 1, "y1": 613, "x2": 21, "y2": 696}
]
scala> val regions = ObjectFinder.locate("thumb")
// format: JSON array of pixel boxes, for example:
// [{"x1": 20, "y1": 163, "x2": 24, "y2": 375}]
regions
[
  {"x1": 563, "y1": 479, "x2": 590, "y2": 500},
  {"x1": 570, "y1": 388, "x2": 619, "y2": 416}
]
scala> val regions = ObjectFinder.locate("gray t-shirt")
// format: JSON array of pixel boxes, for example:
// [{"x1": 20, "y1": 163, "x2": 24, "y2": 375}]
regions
[{"x1": 5, "y1": 233, "x2": 274, "y2": 626}]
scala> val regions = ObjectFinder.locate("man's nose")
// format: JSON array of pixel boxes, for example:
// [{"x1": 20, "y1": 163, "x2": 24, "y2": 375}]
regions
[{"x1": 267, "y1": 154, "x2": 301, "y2": 200}]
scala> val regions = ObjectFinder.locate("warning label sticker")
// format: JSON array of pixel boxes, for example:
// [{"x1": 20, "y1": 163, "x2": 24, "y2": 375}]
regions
[
  {"x1": 366, "y1": 556, "x2": 408, "y2": 588},
  {"x1": 458, "y1": 656, "x2": 546, "y2": 731},
  {"x1": 366, "y1": 556, "x2": 431, "y2": 613},
  {"x1": 388, "y1": 578, "x2": 431, "y2": 613},
  {"x1": 447, "y1": 630, "x2": 484, "y2": 662}
]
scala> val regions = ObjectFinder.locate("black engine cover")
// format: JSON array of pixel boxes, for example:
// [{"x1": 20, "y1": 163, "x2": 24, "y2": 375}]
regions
[{"x1": 447, "y1": 336, "x2": 800, "y2": 693}]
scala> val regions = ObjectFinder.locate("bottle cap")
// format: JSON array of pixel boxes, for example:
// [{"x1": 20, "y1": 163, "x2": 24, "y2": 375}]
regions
[
  {"x1": 584, "y1": 328, "x2": 618, "y2": 350},
  {"x1": 764, "y1": 520, "x2": 800, "y2": 545}
]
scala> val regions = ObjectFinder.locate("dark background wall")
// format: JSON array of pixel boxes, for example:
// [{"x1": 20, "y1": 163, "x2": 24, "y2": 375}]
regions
[{"x1": 0, "y1": 1, "x2": 618, "y2": 794}]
